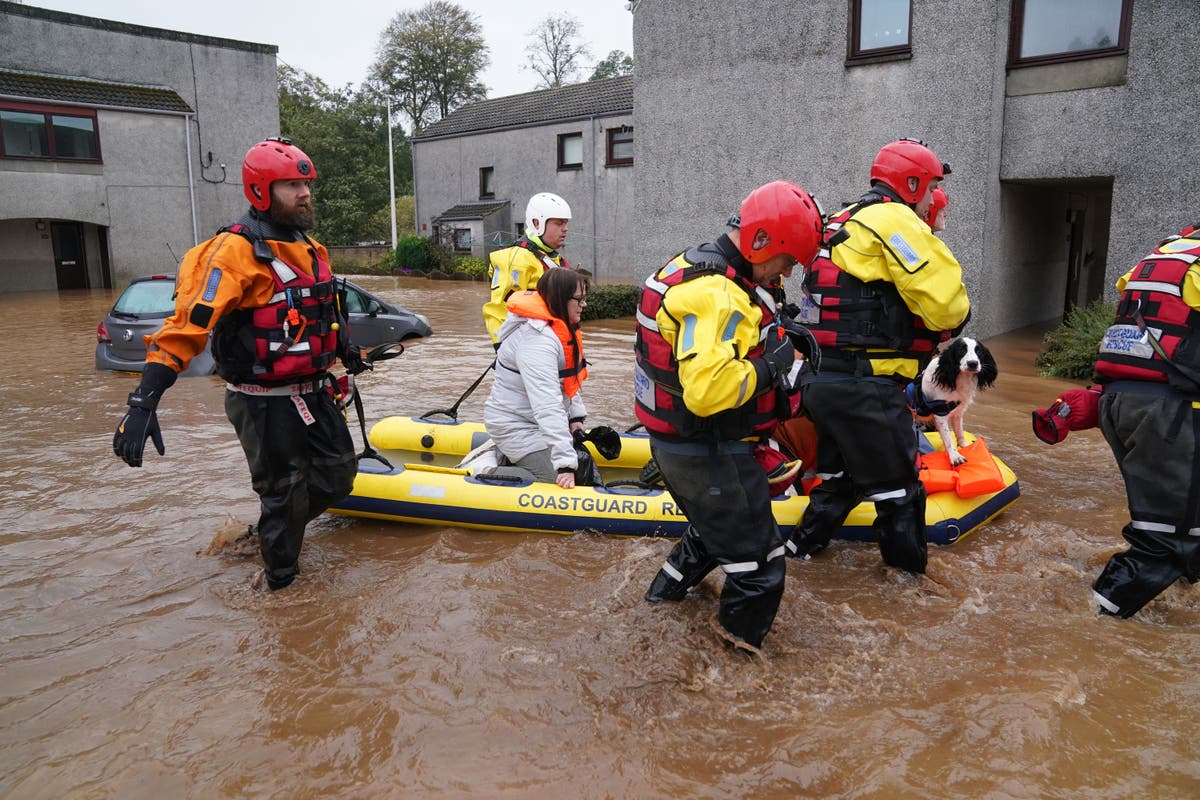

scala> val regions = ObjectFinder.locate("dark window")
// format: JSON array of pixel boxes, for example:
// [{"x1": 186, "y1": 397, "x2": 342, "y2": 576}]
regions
[
  {"x1": 849, "y1": 0, "x2": 912, "y2": 62},
  {"x1": 515, "y1": 222, "x2": 525, "y2": 238},
  {"x1": 453, "y1": 228, "x2": 472, "y2": 252},
  {"x1": 606, "y1": 126, "x2": 633, "y2": 166},
  {"x1": 479, "y1": 166, "x2": 494, "y2": 199},
  {"x1": 1009, "y1": 0, "x2": 1131, "y2": 67},
  {"x1": 557, "y1": 132, "x2": 583, "y2": 170},
  {"x1": 0, "y1": 102, "x2": 101, "y2": 162}
]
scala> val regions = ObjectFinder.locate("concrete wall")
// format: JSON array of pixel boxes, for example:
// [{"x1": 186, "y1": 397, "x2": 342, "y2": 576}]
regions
[
  {"x1": 414, "y1": 111, "x2": 635, "y2": 283},
  {"x1": 0, "y1": 4, "x2": 278, "y2": 290},
  {"x1": 631, "y1": 0, "x2": 1199, "y2": 338}
]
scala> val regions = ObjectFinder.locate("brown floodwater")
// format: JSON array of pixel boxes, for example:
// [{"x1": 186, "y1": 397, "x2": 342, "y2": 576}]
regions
[{"x1": 2, "y1": 276, "x2": 1198, "y2": 798}]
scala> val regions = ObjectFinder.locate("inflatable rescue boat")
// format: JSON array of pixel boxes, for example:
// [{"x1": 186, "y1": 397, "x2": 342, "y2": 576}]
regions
[{"x1": 328, "y1": 416, "x2": 1020, "y2": 545}]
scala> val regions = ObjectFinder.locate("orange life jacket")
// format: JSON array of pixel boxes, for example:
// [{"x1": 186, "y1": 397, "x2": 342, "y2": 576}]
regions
[{"x1": 501, "y1": 291, "x2": 588, "y2": 397}]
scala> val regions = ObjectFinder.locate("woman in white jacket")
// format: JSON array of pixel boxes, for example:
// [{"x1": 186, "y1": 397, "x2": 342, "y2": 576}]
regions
[{"x1": 484, "y1": 268, "x2": 590, "y2": 488}]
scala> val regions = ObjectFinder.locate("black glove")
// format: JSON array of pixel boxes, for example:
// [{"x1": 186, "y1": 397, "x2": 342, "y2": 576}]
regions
[
  {"x1": 572, "y1": 428, "x2": 587, "y2": 445},
  {"x1": 113, "y1": 362, "x2": 176, "y2": 468},
  {"x1": 113, "y1": 406, "x2": 164, "y2": 467},
  {"x1": 342, "y1": 343, "x2": 372, "y2": 376},
  {"x1": 585, "y1": 426, "x2": 622, "y2": 460},
  {"x1": 761, "y1": 323, "x2": 796, "y2": 391},
  {"x1": 781, "y1": 317, "x2": 821, "y2": 374}
]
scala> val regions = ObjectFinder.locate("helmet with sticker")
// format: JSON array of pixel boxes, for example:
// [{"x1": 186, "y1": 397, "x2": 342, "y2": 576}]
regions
[{"x1": 242, "y1": 137, "x2": 317, "y2": 211}]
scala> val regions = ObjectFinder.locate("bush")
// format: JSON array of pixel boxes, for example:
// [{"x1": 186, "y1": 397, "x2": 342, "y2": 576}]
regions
[
  {"x1": 427, "y1": 242, "x2": 459, "y2": 273},
  {"x1": 582, "y1": 283, "x2": 639, "y2": 321},
  {"x1": 1035, "y1": 298, "x2": 1116, "y2": 380},
  {"x1": 393, "y1": 235, "x2": 429, "y2": 273},
  {"x1": 456, "y1": 257, "x2": 488, "y2": 280}
]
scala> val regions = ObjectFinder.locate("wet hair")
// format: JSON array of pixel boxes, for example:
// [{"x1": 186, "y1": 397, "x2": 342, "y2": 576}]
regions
[{"x1": 537, "y1": 267, "x2": 585, "y2": 325}]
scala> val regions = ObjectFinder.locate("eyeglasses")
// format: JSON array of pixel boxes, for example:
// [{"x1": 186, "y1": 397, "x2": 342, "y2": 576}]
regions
[{"x1": 571, "y1": 295, "x2": 588, "y2": 304}]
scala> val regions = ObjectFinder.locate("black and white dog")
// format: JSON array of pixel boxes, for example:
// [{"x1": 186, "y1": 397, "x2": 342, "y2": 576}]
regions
[{"x1": 908, "y1": 337, "x2": 998, "y2": 465}]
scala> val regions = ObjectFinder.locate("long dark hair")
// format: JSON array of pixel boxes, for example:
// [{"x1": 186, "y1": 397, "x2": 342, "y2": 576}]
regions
[{"x1": 537, "y1": 268, "x2": 585, "y2": 327}]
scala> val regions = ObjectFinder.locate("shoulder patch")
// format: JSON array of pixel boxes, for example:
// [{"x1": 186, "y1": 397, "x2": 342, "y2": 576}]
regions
[
  {"x1": 887, "y1": 232, "x2": 921, "y2": 267},
  {"x1": 202, "y1": 268, "x2": 222, "y2": 302}
]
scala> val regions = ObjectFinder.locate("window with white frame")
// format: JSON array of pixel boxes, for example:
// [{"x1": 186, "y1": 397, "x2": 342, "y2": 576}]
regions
[{"x1": 453, "y1": 228, "x2": 472, "y2": 251}]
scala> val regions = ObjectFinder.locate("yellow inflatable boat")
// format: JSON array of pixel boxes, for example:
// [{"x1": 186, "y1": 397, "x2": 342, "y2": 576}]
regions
[{"x1": 329, "y1": 416, "x2": 1020, "y2": 545}]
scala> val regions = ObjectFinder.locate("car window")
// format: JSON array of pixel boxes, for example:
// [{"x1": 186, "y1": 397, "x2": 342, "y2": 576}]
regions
[
  {"x1": 344, "y1": 286, "x2": 370, "y2": 314},
  {"x1": 113, "y1": 281, "x2": 176, "y2": 314}
]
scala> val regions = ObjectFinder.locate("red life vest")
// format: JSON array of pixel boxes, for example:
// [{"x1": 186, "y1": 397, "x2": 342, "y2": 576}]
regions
[
  {"x1": 634, "y1": 252, "x2": 780, "y2": 441},
  {"x1": 216, "y1": 224, "x2": 340, "y2": 384},
  {"x1": 501, "y1": 291, "x2": 587, "y2": 397},
  {"x1": 798, "y1": 198, "x2": 943, "y2": 374},
  {"x1": 1094, "y1": 232, "x2": 1200, "y2": 389}
]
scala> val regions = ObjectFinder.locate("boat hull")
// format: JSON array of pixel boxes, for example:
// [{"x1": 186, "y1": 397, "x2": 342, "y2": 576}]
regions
[{"x1": 335, "y1": 417, "x2": 1020, "y2": 545}]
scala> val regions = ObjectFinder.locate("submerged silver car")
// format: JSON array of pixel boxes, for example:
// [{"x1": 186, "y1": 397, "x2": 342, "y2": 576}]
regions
[{"x1": 96, "y1": 275, "x2": 432, "y2": 375}]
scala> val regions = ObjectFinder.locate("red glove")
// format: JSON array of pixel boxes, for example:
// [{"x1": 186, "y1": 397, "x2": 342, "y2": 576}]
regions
[
  {"x1": 754, "y1": 444, "x2": 802, "y2": 496},
  {"x1": 1032, "y1": 386, "x2": 1102, "y2": 444}
]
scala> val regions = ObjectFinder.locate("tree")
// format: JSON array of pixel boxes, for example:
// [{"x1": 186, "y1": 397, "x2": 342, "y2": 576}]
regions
[
  {"x1": 278, "y1": 64, "x2": 412, "y2": 245},
  {"x1": 525, "y1": 13, "x2": 591, "y2": 89},
  {"x1": 368, "y1": 1, "x2": 489, "y2": 132},
  {"x1": 589, "y1": 49, "x2": 633, "y2": 81}
]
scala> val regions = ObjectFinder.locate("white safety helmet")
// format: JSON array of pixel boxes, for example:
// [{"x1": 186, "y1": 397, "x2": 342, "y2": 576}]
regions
[{"x1": 525, "y1": 192, "x2": 572, "y2": 237}]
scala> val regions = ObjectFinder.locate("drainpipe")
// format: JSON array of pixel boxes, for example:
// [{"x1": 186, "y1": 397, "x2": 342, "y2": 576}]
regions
[
  {"x1": 411, "y1": 135, "x2": 420, "y2": 235},
  {"x1": 590, "y1": 114, "x2": 598, "y2": 279},
  {"x1": 184, "y1": 113, "x2": 198, "y2": 245}
]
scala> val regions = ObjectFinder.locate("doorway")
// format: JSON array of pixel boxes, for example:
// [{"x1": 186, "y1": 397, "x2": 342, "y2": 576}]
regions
[
  {"x1": 51, "y1": 221, "x2": 88, "y2": 290},
  {"x1": 1000, "y1": 178, "x2": 1112, "y2": 330}
]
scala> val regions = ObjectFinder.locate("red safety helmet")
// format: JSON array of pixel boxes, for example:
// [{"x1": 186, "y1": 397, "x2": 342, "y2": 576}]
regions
[
  {"x1": 242, "y1": 136, "x2": 317, "y2": 211},
  {"x1": 737, "y1": 180, "x2": 824, "y2": 267},
  {"x1": 923, "y1": 187, "x2": 949, "y2": 228},
  {"x1": 870, "y1": 138, "x2": 944, "y2": 205}
]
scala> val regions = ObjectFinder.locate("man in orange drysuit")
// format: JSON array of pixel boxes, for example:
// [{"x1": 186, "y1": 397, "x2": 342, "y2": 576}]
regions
[{"x1": 113, "y1": 137, "x2": 367, "y2": 591}]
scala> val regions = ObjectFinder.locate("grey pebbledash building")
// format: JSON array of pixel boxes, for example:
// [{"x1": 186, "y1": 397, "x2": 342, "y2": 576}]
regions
[
  {"x1": 629, "y1": 0, "x2": 1199, "y2": 337},
  {"x1": 0, "y1": 2, "x2": 278, "y2": 292},
  {"x1": 411, "y1": 75, "x2": 634, "y2": 283}
]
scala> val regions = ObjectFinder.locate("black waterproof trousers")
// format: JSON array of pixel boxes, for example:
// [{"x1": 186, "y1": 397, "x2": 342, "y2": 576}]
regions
[
  {"x1": 789, "y1": 375, "x2": 927, "y2": 573},
  {"x1": 1093, "y1": 388, "x2": 1200, "y2": 617},
  {"x1": 644, "y1": 439, "x2": 787, "y2": 648},
  {"x1": 226, "y1": 383, "x2": 357, "y2": 590}
]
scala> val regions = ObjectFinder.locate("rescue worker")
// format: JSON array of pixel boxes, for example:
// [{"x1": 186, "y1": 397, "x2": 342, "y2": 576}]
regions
[
  {"x1": 636, "y1": 180, "x2": 824, "y2": 651},
  {"x1": 1089, "y1": 222, "x2": 1200, "y2": 618},
  {"x1": 483, "y1": 268, "x2": 591, "y2": 488},
  {"x1": 112, "y1": 137, "x2": 367, "y2": 591},
  {"x1": 483, "y1": 192, "x2": 572, "y2": 348},
  {"x1": 924, "y1": 187, "x2": 949, "y2": 233},
  {"x1": 788, "y1": 138, "x2": 970, "y2": 573}
]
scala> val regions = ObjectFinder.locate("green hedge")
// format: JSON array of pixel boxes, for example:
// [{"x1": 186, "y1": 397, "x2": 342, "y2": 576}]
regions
[
  {"x1": 582, "y1": 283, "x2": 639, "y2": 321},
  {"x1": 1035, "y1": 298, "x2": 1116, "y2": 380},
  {"x1": 392, "y1": 235, "x2": 429, "y2": 272}
]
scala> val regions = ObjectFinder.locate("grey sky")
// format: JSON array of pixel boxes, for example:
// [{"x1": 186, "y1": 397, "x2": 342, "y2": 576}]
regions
[{"x1": 27, "y1": 0, "x2": 635, "y2": 99}]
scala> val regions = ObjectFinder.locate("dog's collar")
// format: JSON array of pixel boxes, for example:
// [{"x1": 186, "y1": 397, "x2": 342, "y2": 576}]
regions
[{"x1": 905, "y1": 381, "x2": 960, "y2": 417}]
